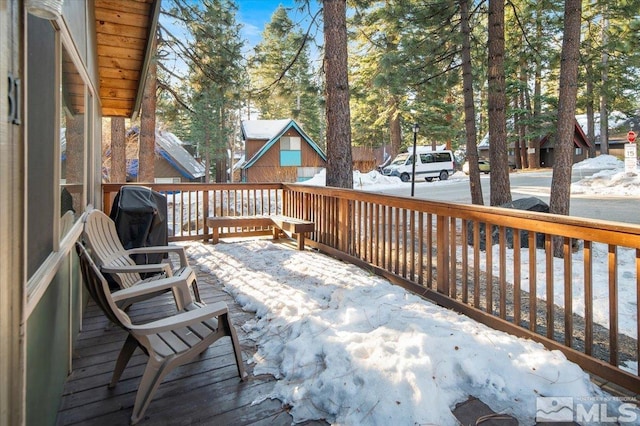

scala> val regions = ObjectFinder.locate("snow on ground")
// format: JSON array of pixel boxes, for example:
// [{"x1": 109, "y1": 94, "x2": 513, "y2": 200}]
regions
[
  {"x1": 467, "y1": 239, "x2": 638, "y2": 375},
  {"x1": 188, "y1": 240, "x2": 639, "y2": 425}
]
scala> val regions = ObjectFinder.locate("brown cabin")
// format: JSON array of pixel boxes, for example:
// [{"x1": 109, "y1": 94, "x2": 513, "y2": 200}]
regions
[
  {"x1": 538, "y1": 120, "x2": 593, "y2": 167},
  {"x1": 478, "y1": 118, "x2": 593, "y2": 168},
  {"x1": 239, "y1": 119, "x2": 327, "y2": 183}
]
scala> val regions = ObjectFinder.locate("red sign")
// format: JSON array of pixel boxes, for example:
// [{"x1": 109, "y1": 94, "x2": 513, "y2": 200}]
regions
[{"x1": 627, "y1": 131, "x2": 636, "y2": 143}]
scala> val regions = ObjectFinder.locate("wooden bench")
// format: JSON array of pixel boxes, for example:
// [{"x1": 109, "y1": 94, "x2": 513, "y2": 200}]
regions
[{"x1": 206, "y1": 214, "x2": 315, "y2": 250}]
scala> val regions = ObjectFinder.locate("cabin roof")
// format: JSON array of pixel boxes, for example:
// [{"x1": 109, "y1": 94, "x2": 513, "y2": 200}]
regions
[
  {"x1": 241, "y1": 119, "x2": 327, "y2": 169},
  {"x1": 122, "y1": 127, "x2": 205, "y2": 179}
]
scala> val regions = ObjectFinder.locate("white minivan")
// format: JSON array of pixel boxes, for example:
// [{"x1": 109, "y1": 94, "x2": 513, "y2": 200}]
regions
[{"x1": 382, "y1": 149, "x2": 455, "y2": 182}]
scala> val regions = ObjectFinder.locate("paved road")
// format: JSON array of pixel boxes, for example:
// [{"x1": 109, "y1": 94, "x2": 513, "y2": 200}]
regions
[{"x1": 375, "y1": 169, "x2": 640, "y2": 225}]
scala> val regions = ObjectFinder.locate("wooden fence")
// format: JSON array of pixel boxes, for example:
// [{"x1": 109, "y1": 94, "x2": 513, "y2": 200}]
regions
[{"x1": 103, "y1": 182, "x2": 640, "y2": 392}]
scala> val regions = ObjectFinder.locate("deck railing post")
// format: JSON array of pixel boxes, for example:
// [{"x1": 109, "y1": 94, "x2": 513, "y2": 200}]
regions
[
  {"x1": 436, "y1": 214, "x2": 450, "y2": 294},
  {"x1": 203, "y1": 189, "x2": 209, "y2": 242},
  {"x1": 338, "y1": 197, "x2": 350, "y2": 253}
]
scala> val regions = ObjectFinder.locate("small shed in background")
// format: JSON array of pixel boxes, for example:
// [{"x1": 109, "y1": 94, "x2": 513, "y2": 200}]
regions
[
  {"x1": 239, "y1": 119, "x2": 326, "y2": 183},
  {"x1": 352, "y1": 146, "x2": 389, "y2": 172}
]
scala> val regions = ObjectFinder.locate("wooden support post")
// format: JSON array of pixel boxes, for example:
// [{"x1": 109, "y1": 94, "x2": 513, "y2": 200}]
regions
[
  {"x1": 203, "y1": 190, "x2": 209, "y2": 242},
  {"x1": 338, "y1": 198, "x2": 351, "y2": 253},
  {"x1": 437, "y1": 215, "x2": 450, "y2": 294}
]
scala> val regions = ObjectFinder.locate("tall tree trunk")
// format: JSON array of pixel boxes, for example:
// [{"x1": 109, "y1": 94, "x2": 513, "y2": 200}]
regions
[
  {"x1": 585, "y1": 63, "x2": 596, "y2": 158},
  {"x1": 139, "y1": 37, "x2": 157, "y2": 183},
  {"x1": 513, "y1": 97, "x2": 521, "y2": 168},
  {"x1": 524, "y1": 69, "x2": 534, "y2": 168},
  {"x1": 518, "y1": 65, "x2": 529, "y2": 169},
  {"x1": 65, "y1": 115, "x2": 83, "y2": 214},
  {"x1": 324, "y1": 0, "x2": 353, "y2": 188},
  {"x1": 599, "y1": 14, "x2": 610, "y2": 155},
  {"x1": 487, "y1": 0, "x2": 511, "y2": 206},
  {"x1": 460, "y1": 0, "x2": 483, "y2": 205},
  {"x1": 388, "y1": 96, "x2": 402, "y2": 159},
  {"x1": 529, "y1": 7, "x2": 542, "y2": 169},
  {"x1": 204, "y1": 128, "x2": 212, "y2": 183},
  {"x1": 111, "y1": 117, "x2": 126, "y2": 182},
  {"x1": 550, "y1": 0, "x2": 581, "y2": 235}
]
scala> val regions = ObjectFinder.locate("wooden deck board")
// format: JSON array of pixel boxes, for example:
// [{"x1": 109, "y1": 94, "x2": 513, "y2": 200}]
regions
[{"x1": 57, "y1": 262, "x2": 326, "y2": 425}]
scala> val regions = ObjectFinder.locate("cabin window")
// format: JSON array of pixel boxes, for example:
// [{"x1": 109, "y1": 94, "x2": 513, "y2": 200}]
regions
[
  {"x1": 280, "y1": 136, "x2": 301, "y2": 166},
  {"x1": 27, "y1": 16, "x2": 56, "y2": 277},
  {"x1": 155, "y1": 177, "x2": 182, "y2": 183},
  {"x1": 297, "y1": 167, "x2": 322, "y2": 182},
  {"x1": 60, "y1": 43, "x2": 86, "y2": 239},
  {"x1": 26, "y1": 18, "x2": 89, "y2": 278},
  {"x1": 575, "y1": 147, "x2": 582, "y2": 155}
]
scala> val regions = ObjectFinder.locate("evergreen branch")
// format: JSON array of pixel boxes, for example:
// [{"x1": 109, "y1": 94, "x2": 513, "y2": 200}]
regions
[
  {"x1": 506, "y1": 0, "x2": 541, "y2": 59},
  {"x1": 157, "y1": 80, "x2": 194, "y2": 114},
  {"x1": 253, "y1": 7, "x2": 322, "y2": 96}
]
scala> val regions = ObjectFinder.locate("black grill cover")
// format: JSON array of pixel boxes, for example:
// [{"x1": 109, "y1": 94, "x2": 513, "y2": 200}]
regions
[{"x1": 110, "y1": 186, "x2": 168, "y2": 265}]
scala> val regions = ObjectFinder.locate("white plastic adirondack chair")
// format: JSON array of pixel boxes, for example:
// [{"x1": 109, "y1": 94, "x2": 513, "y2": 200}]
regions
[
  {"x1": 82, "y1": 208, "x2": 200, "y2": 309},
  {"x1": 76, "y1": 242, "x2": 247, "y2": 424}
]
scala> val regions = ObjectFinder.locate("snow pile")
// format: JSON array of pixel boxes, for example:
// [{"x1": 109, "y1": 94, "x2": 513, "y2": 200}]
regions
[
  {"x1": 571, "y1": 155, "x2": 640, "y2": 196},
  {"x1": 303, "y1": 168, "x2": 466, "y2": 190},
  {"x1": 304, "y1": 169, "x2": 404, "y2": 189},
  {"x1": 572, "y1": 154, "x2": 623, "y2": 170},
  {"x1": 188, "y1": 241, "x2": 636, "y2": 425}
]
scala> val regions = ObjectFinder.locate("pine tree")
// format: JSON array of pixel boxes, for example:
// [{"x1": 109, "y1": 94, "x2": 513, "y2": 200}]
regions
[
  {"x1": 550, "y1": 0, "x2": 582, "y2": 224},
  {"x1": 324, "y1": 0, "x2": 353, "y2": 188},
  {"x1": 488, "y1": 0, "x2": 512, "y2": 206},
  {"x1": 349, "y1": 0, "x2": 462, "y2": 158},
  {"x1": 139, "y1": 36, "x2": 157, "y2": 183},
  {"x1": 110, "y1": 118, "x2": 126, "y2": 182},
  {"x1": 161, "y1": 0, "x2": 245, "y2": 182},
  {"x1": 248, "y1": 6, "x2": 323, "y2": 144}
]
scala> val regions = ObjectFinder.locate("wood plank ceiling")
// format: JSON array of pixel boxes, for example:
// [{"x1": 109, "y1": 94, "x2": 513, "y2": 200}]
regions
[{"x1": 94, "y1": 0, "x2": 159, "y2": 118}]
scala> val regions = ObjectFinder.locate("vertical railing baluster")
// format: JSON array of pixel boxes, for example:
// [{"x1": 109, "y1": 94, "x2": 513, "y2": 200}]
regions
[
  {"x1": 418, "y1": 212, "x2": 424, "y2": 286},
  {"x1": 437, "y1": 215, "x2": 449, "y2": 295},
  {"x1": 485, "y1": 222, "x2": 493, "y2": 314},
  {"x1": 387, "y1": 206, "x2": 393, "y2": 272},
  {"x1": 402, "y1": 209, "x2": 408, "y2": 278},
  {"x1": 608, "y1": 244, "x2": 618, "y2": 366},
  {"x1": 394, "y1": 208, "x2": 400, "y2": 275},
  {"x1": 529, "y1": 232, "x2": 537, "y2": 332},
  {"x1": 474, "y1": 221, "x2": 480, "y2": 308},
  {"x1": 545, "y1": 234, "x2": 554, "y2": 340},
  {"x1": 499, "y1": 226, "x2": 506, "y2": 319},
  {"x1": 513, "y1": 229, "x2": 521, "y2": 326},
  {"x1": 426, "y1": 213, "x2": 433, "y2": 289},
  {"x1": 564, "y1": 237, "x2": 573, "y2": 347},
  {"x1": 450, "y1": 217, "x2": 457, "y2": 299},
  {"x1": 636, "y1": 248, "x2": 640, "y2": 369},
  {"x1": 461, "y1": 219, "x2": 468, "y2": 303},
  {"x1": 584, "y1": 240, "x2": 593, "y2": 355},
  {"x1": 410, "y1": 211, "x2": 416, "y2": 282}
]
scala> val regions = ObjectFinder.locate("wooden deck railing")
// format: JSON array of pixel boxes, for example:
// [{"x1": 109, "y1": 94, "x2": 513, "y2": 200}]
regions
[{"x1": 103, "y1": 182, "x2": 640, "y2": 392}]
